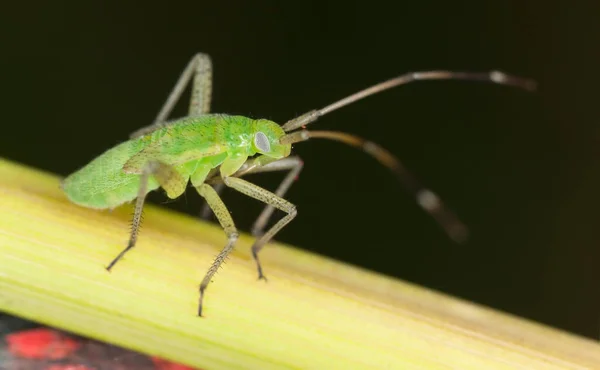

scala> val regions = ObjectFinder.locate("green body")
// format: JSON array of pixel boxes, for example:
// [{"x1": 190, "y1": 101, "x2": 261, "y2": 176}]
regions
[{"x1": 62, "y1": 115, "x2": 290, "y2": 210}]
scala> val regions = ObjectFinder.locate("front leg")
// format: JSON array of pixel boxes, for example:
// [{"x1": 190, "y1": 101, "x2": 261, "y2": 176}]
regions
[
  {"x1": 200, "y1": 156, "x2": 304, "y2": 231},
  {"x1": 223, "y1": 176, "x2": 297, "y2": 281},
  {"x1": 245, "y1": 157, "x2": 304, "y2": 237}
]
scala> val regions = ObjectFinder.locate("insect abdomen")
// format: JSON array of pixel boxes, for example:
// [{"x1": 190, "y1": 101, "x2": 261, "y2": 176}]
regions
[{"x1": 62, "y1": 140, "x2": 160, "y2": 209}]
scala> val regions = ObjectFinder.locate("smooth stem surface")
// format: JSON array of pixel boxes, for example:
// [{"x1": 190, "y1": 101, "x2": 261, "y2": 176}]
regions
[{"x1": 0, "y1": 157, "x2": 599, "y2": 370}]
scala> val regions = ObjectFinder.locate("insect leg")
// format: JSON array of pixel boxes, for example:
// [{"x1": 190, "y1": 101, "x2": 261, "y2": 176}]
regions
[
  {"x1": 201, "y1": 156, "x2": 302, "y2": 221},
  {"x1": 200, "y1": 182, "x2": 224, "y2": 220},
  {"x1": 232, "y1": 156, "x2": 303, "y2": 179},
  {"x1": 105, "y1": 163, "x2": 156, "y2": 271},
  {"x1": 107, "y1": 161, "x2": 186, "y2": 271},
  {"x1": 223, "y1": 177, "x2": 297, "y2": 280},
  {"x1": 242, "y1": 157, "x2": 304, "y2": 237},
  {"x1": 186, "y1": 53, "x2": 213, "y2": 116},
  {"x1": 130, "y1": 53, "x2": 213, "y2": 138},
  {"x1": 194, "y1": 184, "x2": 239, "y2": 317},
  {"x1": 202, "y1": 157, "x2": 303, "y2": 235}
]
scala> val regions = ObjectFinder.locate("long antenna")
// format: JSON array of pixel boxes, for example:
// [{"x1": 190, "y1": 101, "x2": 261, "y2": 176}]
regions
[
  {"x1": 279, "y1": 69, "x2": 536, "y2": 243},
  {"x1": 282, "y1": 70, "x2": 536, "y2": 132},
  {"x1": 281, "y1": 130, "x2": 469, "y2": 242}
]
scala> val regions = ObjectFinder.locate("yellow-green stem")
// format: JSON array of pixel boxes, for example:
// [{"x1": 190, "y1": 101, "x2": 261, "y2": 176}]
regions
[{"x1": 0, "y1": 157, "x2": 598, "y2": 369}]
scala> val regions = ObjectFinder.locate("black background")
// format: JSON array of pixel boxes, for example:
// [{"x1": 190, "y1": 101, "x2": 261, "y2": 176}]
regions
[{"x1": 2, "y1": 2, "x2": 600, "y2": 339}]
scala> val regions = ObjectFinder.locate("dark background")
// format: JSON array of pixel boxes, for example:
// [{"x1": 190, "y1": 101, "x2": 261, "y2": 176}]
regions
[{"x1": 2, "y1": 2, "x2": 599, "y2": 339}]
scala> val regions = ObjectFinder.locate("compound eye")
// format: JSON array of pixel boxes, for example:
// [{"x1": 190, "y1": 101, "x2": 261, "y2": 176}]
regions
[{"x1": 255, "y1": 132, "x2": 271, "y2": 152}]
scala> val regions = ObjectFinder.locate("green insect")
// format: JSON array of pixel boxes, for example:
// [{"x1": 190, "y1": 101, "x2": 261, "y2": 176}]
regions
[{"x1": 62, "y1": 53, "x2": 535, "y2": 316}]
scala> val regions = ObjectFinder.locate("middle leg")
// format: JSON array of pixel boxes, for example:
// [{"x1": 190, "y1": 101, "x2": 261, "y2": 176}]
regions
[{"x1": 195, "y1": 183, "x2": 239, "y2": 317}]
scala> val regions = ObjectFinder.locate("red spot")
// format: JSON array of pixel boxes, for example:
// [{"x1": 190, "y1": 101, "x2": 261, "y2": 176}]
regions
[
  {"x1": 301, "y1": 125, "x2": 306, "y2": 129},
  {"x1": 151, "y1": 356, "x2": 198, "y2": 370},
  {"x1": 6, "y1": 328, "x2": 81, "y2": 360},
  {"x1": 46, "y1": 365, "x2": 94, "y2": 370}
]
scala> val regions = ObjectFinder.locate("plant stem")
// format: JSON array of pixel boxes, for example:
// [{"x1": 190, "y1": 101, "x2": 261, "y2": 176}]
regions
[{"x1": 0, "y1": 158, "x2": 598, "y2": 369}]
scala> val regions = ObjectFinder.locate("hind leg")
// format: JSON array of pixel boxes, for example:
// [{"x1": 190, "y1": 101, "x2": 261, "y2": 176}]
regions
[
  {"x1": 130, "y1": 53, "x2": 213, "y2": 138},
  {"x1": 106, "y1": 161, "x2": 187, "y2": 270}
]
